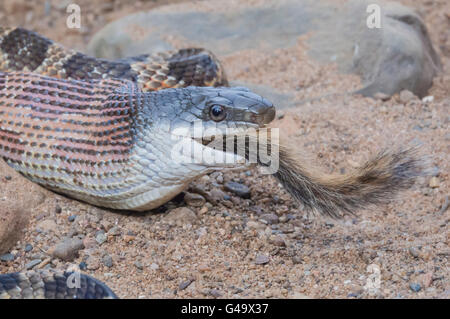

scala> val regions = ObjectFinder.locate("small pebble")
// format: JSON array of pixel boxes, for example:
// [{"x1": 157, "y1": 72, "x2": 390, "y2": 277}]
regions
[
  {"x1": 224, "y1": 182, "x2": 251, "y2": 199},
  {"x1": 96, "y1": 232, "x2": 107, "y2": 245},
  {"x1": 0, "y1": 253, "x2": 14, "y2": 262},
  {"x1": 179, "y1": 280, "x2": 193, "y2": 290},
  {"x1": 134, "y1": 260, "x2": 143, "y2": 270},
  {"x1": 50, "y1": 238, "x2": 84, "y2": 261},
  {"x1": 209, "y1": 289, "x2": 223, "y2": 298},
  {"x1": 399, "y1": 90, "x2": 415, "y2": 103},
  {"x1": 79, "y1": 261, "x2": 87, "y2": 270},
  {"x1": 409, "y1": 247, "x2": 420, "y2": 258},
  {"x1": 107, "y1": 226, "x2": 121, "y2": 236},
  {"x1": 409, "y1": 283, "x2": 421, "y2": 292},
  {"x1": 429, "y1": 177, "x2": 439, "y2": 188},
  {"x1": 123, "y1": 235, "x2": 136, "y2": 243},
  {"x1": 86, "y1": 255, "x2": 101, "y2": 270},
  {"x1": 25, "y1": 259, "x2": 42, "y2": 270},
  {"x1": 279, "y1": 215, "x2": 288, "y2": 223},
  {"x1": 103, "y1": 255, "x2": 113, "y2": 268},
  {"x1": 255, "y1": 255, "x2": 270, "y2": 265},
  {"x1": 24, "y1": 244, "x2": 33, "y2": 252},
  {"x1": 54, "y1": 205, "x2": 62, "y2": 214},
  {"x1": 68, "y1": 215, "x2": 77, "y2": 222},
  {"x1": 421, "y1": 95, "x2": 434, "y2": 103},
  {"x1": 269, "y1": 235, "x2": 286, "y2": 247},
  {"x1": 184, "y1": 192, "x2": 206, "y2": 207},
  {"x1": 198, "y1": 264, "x2": 210, "y2": 272}
]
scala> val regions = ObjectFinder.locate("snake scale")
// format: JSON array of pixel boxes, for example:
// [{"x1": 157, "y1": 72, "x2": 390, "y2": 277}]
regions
[{"x1": 0, "y1": 27, "x2": 425, "y2": 299}]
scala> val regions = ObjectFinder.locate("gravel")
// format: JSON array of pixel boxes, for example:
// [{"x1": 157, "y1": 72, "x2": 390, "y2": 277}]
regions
[{"x1": 224, "y1": 182, "x2": 251, "y2": 198}]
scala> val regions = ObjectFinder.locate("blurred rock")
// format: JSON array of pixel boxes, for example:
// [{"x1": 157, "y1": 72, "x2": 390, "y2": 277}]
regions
[
  {"x1": 88, "y1": 0, "x2": 440, "y2": 99},
  {"x1": 429, "y1": 177, "x2": 440, "y2": 188},
  {"x1": 399, "y1": 90, "x2": 416, "y2": 103},
  {"x1": 224, "y1": 182, "x2": 251, "y2": 199},
  {"x1": 50, "y1": 238, "x2": 84, "y2": 261},
  {"x1": 184, "y1": 192, "x2": 206, "y2": 207}
]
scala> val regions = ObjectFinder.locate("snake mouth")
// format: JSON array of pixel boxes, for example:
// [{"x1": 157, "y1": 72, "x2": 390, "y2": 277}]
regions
[
  {"x1": 191, "y1": 126, "x2": 275, "y2": 164},
  {"x1": 170, "y1": 122, "x2": 273, "y2": 168}
]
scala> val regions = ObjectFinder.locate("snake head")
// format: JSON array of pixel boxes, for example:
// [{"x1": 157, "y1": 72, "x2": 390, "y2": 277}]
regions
[
  {"x1": 126, "y1": 86, "x2": 277, "y2": 210},
  {"x1": 189, "y1": 86, "x2": 276, "y2": 129},
  {"x1": 142, "y1": 86, "x2": 276, "y2": 168}
]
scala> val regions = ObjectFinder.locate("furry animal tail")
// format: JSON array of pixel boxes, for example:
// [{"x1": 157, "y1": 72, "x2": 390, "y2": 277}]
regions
[{"x1": 272, "y1": 145, "x2": 427, "y2": 218}]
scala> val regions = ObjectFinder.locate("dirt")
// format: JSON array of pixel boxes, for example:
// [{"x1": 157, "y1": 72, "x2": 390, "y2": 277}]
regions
[{"x1": 0, "y1": 0, "x2": 448, "y2": 298}]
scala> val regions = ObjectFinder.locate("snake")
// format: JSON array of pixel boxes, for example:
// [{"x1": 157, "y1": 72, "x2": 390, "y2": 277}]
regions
[
  {"x1": 0, "y1": 27, "x2": 425, "y2": 298},
  {"x1": 0, "y1": 27, "x2": 274, "y2": 299}
]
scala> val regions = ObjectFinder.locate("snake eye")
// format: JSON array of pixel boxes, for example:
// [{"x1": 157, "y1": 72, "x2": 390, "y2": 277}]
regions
[{"x1": 209, "y1": 104, "x2": 226, "y2": 122}]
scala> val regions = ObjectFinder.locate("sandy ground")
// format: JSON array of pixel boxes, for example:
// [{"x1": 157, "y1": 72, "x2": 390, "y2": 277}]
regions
[{"x1": 0, "y1": 0, "x2": 448, "y2": 298}]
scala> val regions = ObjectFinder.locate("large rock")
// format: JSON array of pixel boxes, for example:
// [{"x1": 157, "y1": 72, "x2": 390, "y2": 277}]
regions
[
  {"x1": 87, "y1": 0, "x2": 441, "y2": 98},
  {"x1": 307, "y1": 1, "x2": 442, "y2": 98},
  {"x1": 0, "y1": 160, "x2": 47, "y2": 254}
]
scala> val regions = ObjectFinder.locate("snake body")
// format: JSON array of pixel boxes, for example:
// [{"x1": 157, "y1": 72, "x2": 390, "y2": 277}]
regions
[{"x1": 0, "y1": 27, "x2": 228, "y2": 90}]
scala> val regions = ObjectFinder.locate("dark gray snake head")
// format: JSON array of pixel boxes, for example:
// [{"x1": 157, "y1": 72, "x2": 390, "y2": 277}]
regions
[{"x1": 121, "y1": 86, "x2": 276, "y2": 210}]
